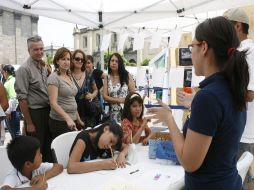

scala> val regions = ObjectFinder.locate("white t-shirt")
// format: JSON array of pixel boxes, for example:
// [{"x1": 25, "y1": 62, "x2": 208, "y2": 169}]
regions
[
  {"x1": 238, "y1": 39, "x2": 254, "y2": 143},
  {"x1": 0, "y1": 162, "x2": 53, "y2": 188}
]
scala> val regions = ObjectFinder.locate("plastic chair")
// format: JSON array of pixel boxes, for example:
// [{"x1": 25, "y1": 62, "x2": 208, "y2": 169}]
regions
[
  {"x1": 237, "y1": 151, "x2": 254, "y2": 184},
  {"x1": 51, "y1": 131, "x2": 80, "y2": 168},
  {"x1": 0, "y1": 146, "x2": 13, "y2": 185}
]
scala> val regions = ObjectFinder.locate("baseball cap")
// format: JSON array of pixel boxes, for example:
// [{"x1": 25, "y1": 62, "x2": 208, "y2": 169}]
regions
[{"x1": 223, "y1": 8, "x2": 249, "y2": 25}]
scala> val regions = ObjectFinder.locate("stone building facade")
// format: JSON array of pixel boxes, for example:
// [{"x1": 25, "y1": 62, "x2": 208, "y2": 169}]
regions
[
  {"x1": 73, "y1": 27, "x2": 137, "y2": 66},
  {"x1": 73, "y1": 27, "x2": 162, "y2": 67},
  {"x1": 0, "y1": 7, "x2": 38, "y2": 66}
]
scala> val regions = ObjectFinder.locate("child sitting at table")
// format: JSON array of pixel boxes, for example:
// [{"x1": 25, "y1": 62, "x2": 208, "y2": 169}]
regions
[
  {"x1": 0, "y1": 136, "x2": 63, "y2": 190},
  {"x1": 67, "y1": 122, "x2": 128, "y2": 174},
  {"x1": 121, "y1": 92, "x2": 152, "y2": 145}
]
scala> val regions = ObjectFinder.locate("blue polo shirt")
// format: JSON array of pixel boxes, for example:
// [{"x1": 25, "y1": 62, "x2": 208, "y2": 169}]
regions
[{"x1": 182, "y1": 72, "x2": 246, "y2": 190}]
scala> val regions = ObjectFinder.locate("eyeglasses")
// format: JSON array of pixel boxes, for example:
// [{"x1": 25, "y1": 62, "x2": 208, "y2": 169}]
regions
[
  {"x1": 74, "y1": 57, "x2": 84, "y2": 62},
  {"x1": 188, "y1": 42, "x2": 202, "y2": 52}
]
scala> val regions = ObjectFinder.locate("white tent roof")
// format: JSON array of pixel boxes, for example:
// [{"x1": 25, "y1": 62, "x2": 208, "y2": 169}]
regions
[{"x1": 1, "y1": 0, "x2": 253, "y2": 30}]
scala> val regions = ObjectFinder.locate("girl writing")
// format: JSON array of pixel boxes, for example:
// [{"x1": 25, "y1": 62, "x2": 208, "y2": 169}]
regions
[{"x1": 67, "y1": 122, "x2": 128, "y2": 174}]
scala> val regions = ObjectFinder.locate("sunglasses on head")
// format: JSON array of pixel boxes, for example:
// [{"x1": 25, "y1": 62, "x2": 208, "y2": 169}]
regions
[{"x1": 74, "y1": 57, "x2": 84, "y2": 62}]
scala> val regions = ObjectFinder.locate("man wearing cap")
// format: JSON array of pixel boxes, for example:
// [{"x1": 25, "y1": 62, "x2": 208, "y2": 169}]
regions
[
  {"x1": 224, "y1": 8, "x2": 254, "y2": 190},
  {"x1": 14, "y1": 35, "x2": 52, "y2": 162}
]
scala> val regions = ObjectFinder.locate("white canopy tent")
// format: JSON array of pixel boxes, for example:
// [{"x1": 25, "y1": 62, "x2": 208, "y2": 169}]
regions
[
  {"x1": 1, "y1": 0, "x2": 253, "y2": 68},
  {"x1": 1, "y1": 0, "x2": 253, "y2": 29}
]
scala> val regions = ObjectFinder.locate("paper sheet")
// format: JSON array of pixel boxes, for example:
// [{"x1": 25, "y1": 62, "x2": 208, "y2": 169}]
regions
[
  {"x1": 100, "y1": 34, "x2": 111, "y2": 51},
  {"x1": 168, "y1": 67, "x2": 184, "y2": 88},
  {"x1": 135, "y1": 67, "x2": 147, "y2": 87},
  {"x1": 150, "y1": 31, "x2": 162, "y2": 49},
  {"x1": 133, "y1": 32, "x2": 144, "y2": 51},
  {"x1": 151, "y1": 68, "x2": 166, "y2": 87},
  {"x1": 169, "y1": 28, "x2": 182, "y2": 48},
  {"x1": 118, "y1": 33, "x2": 128, "y2": 51}
]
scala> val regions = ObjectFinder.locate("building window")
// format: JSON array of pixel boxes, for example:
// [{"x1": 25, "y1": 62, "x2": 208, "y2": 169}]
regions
[
  {"x1": 96, "y1": 34, "x2": 100, "y2": 47},
  {"x1": 83, "y1": 36, "x2": 87, "y2": 48}
]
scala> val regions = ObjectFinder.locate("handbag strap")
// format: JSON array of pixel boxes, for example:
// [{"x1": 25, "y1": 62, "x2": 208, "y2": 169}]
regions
[{"x1": 71, "y1": 73, "x2": 86, "y2": 91}]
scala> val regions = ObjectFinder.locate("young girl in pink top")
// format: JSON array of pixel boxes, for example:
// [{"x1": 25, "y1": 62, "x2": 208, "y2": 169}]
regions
[{"x1": 121, "y1": 92, "x2": 152, "y2": 145}]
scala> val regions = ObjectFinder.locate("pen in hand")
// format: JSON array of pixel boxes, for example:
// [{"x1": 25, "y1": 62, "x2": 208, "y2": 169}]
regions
[{"x1": 109, "y1": 146, "x2": 118, "y2": 168}]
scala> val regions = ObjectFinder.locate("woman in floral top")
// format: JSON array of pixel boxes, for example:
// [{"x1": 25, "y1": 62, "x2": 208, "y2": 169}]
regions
[{"x1": 103, "y1": 53, "x2": 135, "y2": 123}]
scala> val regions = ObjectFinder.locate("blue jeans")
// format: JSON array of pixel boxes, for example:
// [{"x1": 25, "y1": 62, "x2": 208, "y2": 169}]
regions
[{"x1": 5, "y1": 111, "x2": 21, "y2": 139}]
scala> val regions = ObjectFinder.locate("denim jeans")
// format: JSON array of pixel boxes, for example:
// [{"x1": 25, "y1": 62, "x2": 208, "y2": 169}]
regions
[{"x1": 5, "y1": 111, "x2": 21, "y2": 139}]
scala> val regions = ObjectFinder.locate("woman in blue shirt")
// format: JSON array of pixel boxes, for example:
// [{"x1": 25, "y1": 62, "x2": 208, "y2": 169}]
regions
[{"x1": 148, "y1": 16, "x2": 249, "y2": 189}]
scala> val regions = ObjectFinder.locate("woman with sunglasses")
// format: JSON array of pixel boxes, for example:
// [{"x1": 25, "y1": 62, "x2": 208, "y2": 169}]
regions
[
  {"x1": 148, "y1": 16, "x2": 249, "y2": 189},
  {"x1": 71, "y1": 50, "x2": 99, "y2": 128}
]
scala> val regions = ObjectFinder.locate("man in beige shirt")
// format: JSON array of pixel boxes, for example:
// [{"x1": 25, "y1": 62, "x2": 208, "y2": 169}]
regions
[{"x1": 15, "y1": 35, "x2": 52, "y2": 162}]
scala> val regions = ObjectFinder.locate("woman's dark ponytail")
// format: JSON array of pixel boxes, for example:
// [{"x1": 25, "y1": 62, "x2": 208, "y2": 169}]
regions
[
  {"x1": 223, "y1": 49, "x2": 249, "y2": 111},
  {"x1": 195, "y1": 16, "x2": 249, "y2": 111}
]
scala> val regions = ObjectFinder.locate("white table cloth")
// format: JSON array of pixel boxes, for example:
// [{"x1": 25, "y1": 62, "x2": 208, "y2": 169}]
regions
[{"x1": 20, "y1": 144, "x2": 185, "y2": 190}]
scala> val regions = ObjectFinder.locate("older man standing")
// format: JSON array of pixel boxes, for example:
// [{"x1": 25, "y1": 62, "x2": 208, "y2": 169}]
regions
[
  {"x1": 15, "y1": 35, "x2": 52, "y2": 162},
  {"x1": 224, "y1": 8, "x2": 254, "y2": 190}
]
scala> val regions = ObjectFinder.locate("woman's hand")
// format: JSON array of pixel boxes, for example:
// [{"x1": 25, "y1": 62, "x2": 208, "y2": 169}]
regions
[
  {"x1": 146, "y1": 99, "x2": 173, "y2": 125},
  {"x1": 116, "y1": 152, "x2": 128, "y2": 168},
  {"x1": 77, "y1": 119, "x2": 85, "y2": 129},
  {"x1": 141, "y1": 118, "x2": 148, "y2": 129},
  {"x1": 118, "y1": 97, "x2": 125, "y2": 104},
  {"x1": 177, "y1": 91, "x2": 195, "y2": 109},
  {"x1": 85, "y1": 93, "x2": 94, "y2": 100},
  {"x1": 142, "y1": 138, "x2": 149, "y2": 146},
  {"x1": 103, "y1": 159, "x2": 118, "y2": 170},
  {"x1": 5, "y1": 112, "x2": 11, "y2": 120},
  {"x1": 66, "y1": 117, "x2": 77, "y2": 130}
]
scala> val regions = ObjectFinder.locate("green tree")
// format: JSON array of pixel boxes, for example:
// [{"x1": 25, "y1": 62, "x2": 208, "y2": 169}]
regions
[
  {"x1": 141, "y1": 58, "x2": 150, "y2": 66},
  {"x1": 46, "y1": 53, "x2": 53, "y2": 65}
]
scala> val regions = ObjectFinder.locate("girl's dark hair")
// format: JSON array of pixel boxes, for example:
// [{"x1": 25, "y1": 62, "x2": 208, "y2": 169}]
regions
[
  {"x1": 86, "y1": 55, "x2": 94, "y2": 63},
  {"x1": 108, "y1": 53, "x2": 129, "y2": 87},
  {"x1": 71, "y1": 49, "x2": 86, "y2": 72},
  {"x1": 89, "y1": 122, "x2": 123, "y2": 151},
  {"x1": 53, "y1": 47, "x2": 72, "y2": 75},
  {"x1": 7, "y1": 136, "x2": 40, "y2": 172},
  {"x1": 3, "y1": 65, "x2": 15, "y2": 77},
  {"x1": 122, "y1": 92, "x2": 143, "y2": 121},
  {"x1": 195, "y1": 16, "x2": 249, "y2": 111}
]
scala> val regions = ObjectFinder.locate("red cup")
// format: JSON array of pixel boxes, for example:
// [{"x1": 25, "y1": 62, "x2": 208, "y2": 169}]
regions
[{"x1": 183, "y1": 87, "x2": 192, "y2": 94}]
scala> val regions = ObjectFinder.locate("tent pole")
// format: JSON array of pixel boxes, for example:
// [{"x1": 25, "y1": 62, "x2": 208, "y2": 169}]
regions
[
  {"x1": 98, "y1": 11, "x2": 105, "y2": 71},
  {"x1": 100, "y1": 28, "x2": 104, "y2": 71}
]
